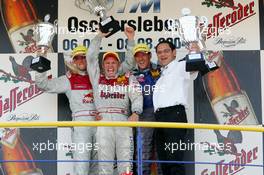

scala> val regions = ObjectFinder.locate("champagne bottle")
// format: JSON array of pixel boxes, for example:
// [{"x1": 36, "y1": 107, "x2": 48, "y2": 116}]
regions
[
  {"x1": 202, "y1": 51, "x2": 259, "y2": 125},
  {"x1": 0, "y1": 0, "x2": 38, "y2": 53},
  {"x1": 1, "y1": 129, "x2": 43, "y2": 175}
]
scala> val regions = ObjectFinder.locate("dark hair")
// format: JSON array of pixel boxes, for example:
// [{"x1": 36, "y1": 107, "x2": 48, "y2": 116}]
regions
[{"x1": 155, "y1": 40, "x2": 176, "y2": 52}]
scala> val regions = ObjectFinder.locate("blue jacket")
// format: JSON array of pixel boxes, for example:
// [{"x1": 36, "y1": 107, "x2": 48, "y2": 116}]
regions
[{"x1": 133, "y1": 64, "x2": 160, "y2": 109}]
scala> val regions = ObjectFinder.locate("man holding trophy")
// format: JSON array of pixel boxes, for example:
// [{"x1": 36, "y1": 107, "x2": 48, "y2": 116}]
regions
[
  {"x1": 176, "y1": 8, "x2": 218, "y2": 75},
  {"x1": 32, "y1": 15, "x2": 99, "y2": 175},
  {"x1": 75, "y1": 0, "x2": 120, "y2": 38},
  {"x1": 153, "y1": 8, "x2": 220, "y2": 175}
]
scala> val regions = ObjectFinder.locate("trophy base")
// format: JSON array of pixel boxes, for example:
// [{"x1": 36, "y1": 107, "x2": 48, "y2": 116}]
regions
[
  {"x1": 30, "y1": 56, "x2": 51, "y2": 73},
  {"x1": 200, "y1": 61, "x2": 219, "y2": 76},
  {"x1": 185, "y1": 53, "x2": 205, "y2": 72},
  {"x1": 100, "y1": 16, "x2": 121, "y2": 38}
]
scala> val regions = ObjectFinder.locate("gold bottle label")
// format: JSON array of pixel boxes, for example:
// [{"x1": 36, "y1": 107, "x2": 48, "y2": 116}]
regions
[{"x1": 212, "y1": 91, "x2": 258, "y2": 125}]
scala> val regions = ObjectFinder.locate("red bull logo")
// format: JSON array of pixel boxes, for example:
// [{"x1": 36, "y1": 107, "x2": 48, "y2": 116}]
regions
[{"x1": 83, "y1": 92, "x2": 94, "y2": 104}]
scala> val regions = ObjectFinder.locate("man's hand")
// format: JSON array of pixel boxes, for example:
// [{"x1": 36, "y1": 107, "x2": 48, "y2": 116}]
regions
[
  {"x1": 124, "y1": 25, "x2": 135, "y2": 41},
  {"x1": 95, "y1": 113, "x2": 103, "y2": 121},
  {"x1": 128, "y1": 112, "x2": 139, "y2": 121},
  {"x1": 188, "y1": 42, "x2": 201, "y2": 53},
  {"x1": 97, "y1": 29, "x2": 111, "y2": 38}
]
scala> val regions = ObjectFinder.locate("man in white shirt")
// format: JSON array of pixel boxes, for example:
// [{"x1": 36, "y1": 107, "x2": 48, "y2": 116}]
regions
[{"x1": 153, "y1": 40, "x2": 198, "y2": 175}]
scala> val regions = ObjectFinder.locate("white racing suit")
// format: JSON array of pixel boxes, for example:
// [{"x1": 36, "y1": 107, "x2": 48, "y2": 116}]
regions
[
  {"x1": 35, "y1": 71, "x2": 97, "y2": 175},
  {"x1": 87, "y1": 35, "x2": 143, "y2": 175}
]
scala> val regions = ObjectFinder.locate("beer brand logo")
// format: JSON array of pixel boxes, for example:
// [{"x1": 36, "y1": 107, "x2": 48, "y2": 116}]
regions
[
  {"x1": 0, "y1": 128, "x2": 19, "y2": 148},
  {"x1": 206, "y1": 1, "x2": 255, "y2": 39},
  {"x1": 0, "y1": 55, "x2": 34, "y2": 84},
  {"x1": 0, "y1": 84, "x2": 43, "y2": 118},
  {"x1": 9, "y1": 55, "x2": 34, "y2": 83},
  {"x1": 0, "y1": 56, "x2": 44, "y2": 118},
  {"x1": 203, "y1": 130, "x2": 242, "y2": 156},
  {"x1": 17, "y1": 29, "x2": 38, "y2": 53},
  {"x1": 202, "y1": 0, "x2": 237, "y2": 9},
  {"x1": 201, "y1": 131, "x2": 259, "y2": 175},
  {"x1": 213, "y1": 36, "x2": 246, "y2": 47},
  {"x1": 222, "y1": 100, "x2": 250, "y2": 125},
  {"x1": 8, "y1": 113, "x2": 40, "y2": 121}
]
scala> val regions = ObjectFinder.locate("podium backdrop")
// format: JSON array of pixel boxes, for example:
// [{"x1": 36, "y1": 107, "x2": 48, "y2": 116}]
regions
[{"x1": 0, "y1": 0, "x2": 263, "y2": 174}]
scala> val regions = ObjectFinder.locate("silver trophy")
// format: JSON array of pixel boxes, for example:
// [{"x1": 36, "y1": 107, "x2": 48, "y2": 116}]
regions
[
  {"x1": 75, "y1": 0, "x2": 120, "y2": 37},
  {"x1": 30, "y1": 14, "x2": 57, "y2": 73},
  {"x1": 176, "y1": 8, "x2": 218, "y2": 74}
]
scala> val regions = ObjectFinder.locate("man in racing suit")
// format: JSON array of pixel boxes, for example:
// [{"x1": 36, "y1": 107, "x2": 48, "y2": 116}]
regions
[
  {"x1": 86, "y1": 28, "x2": 143, "y2": 175},
  {"x1": 132, "y1": 43, "x2": 161, "y2": 175},
  {"x1": 35, "y1": 46, "x2": 97, "y2": 175}
]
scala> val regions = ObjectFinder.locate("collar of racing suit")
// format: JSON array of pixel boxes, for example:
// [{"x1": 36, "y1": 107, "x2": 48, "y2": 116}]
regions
[{"x1": 64, "y1": 60, "x2": 88, "y2": 75}]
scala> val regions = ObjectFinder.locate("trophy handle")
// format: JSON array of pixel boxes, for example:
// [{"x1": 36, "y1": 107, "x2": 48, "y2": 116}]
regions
[
  {"x1": 199, "y1": 16, "x2": 208, "y2": 41},
  {"x1": 166, "y1": 19, "x2": 178, "y2": 32},
  {"x1": 200, "y1": 16, "x2": 208, "y2": 27},
  {"x1": 53, "y1": 19, "x2": 58, "y2": 34}
]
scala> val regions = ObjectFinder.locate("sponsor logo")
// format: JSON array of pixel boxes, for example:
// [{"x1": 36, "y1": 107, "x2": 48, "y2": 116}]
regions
[
  {"x1": 222, "y1": 100, "x2": 250, "y2": 125},
  {"x1": 0, "y1": 84, "x2": 43, "y2": 118},
  {"x1": 8, "y1": 113, "x2": 40, "y2": 121},
  {"x1": 0, "y1": 128, "x2": 19, "y2": 148},
  {"x1": 17, "y1": 29, "x2": 38, "y2": 53},
  {"x1": 0, "y1": 56, "x2": 48, "y2": 118},
  {"x1": 100, "y1": 90, "x2": 125, "y2": 99},
  {"x1": 201, "y1": 147, "x2": 258, "y2": 175},
  {"x1": 206, "y1": 1, "x2": 255, "y2": 39},
  {"x1": 201, "y1": 131, "x2": 259, "y2": 175},
  {"x1": 202, "y1": 0, "x2": 238, "y2": 9},
  {"x1": 117, "y1": 0, "x2": 160, "y2": 13},
  {"x1": 83, "y1": 92, "x2": 94, "y2": 103},
  {"x1": 204, "y1": 130, "x2": 242, "y2": 156},
  {"x1": 214, "y1": 36, "x2": 246, "y2": 47},
  {"x1": 0, "y1": 56, "x2": 34, "y2": 84}
]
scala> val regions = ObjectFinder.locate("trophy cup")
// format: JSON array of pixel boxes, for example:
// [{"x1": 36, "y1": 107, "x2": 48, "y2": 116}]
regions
[
  {"x1": 75, "y1": 0, "x2": 120, "y2": 37},
  {"x1": 176, "y1": 8, "x2": 218, "y2": 74},
  {"x1": 30, "y1": 14, "x2": 57, "y2": 73}
]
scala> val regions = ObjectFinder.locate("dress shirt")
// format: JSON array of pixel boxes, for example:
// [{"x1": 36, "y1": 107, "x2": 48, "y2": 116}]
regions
[{"x1": 153, "y1": 59, "x2": 198, "y2": 111}]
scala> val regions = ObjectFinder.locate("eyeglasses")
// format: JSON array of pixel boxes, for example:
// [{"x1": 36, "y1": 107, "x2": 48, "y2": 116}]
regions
[{"x1": 156, "y1": 48, "x2": 172, "y2": 55}]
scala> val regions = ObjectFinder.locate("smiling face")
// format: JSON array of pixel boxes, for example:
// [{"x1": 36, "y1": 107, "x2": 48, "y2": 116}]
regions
[
  {"x1": 73, "y1": 54, "x2": 87, "y2": 71},
  {"x1": 134, "y1": 51, "x2": 151, "y2": 70},
  {"x1": 102, "y1": 56, "x2": 120, "y2": 78},
  {"x1": 156, "y1": 43, "x2": 176, "y2": 66}
]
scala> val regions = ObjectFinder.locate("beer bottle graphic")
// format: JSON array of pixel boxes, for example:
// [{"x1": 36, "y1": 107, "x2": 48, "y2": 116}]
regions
[
  {"x1": 1, "y1": 129, "x2": 43, "y2": 175},
  {"x1": 202, "y1": 51, "x2": 259, "y2": 125},
  {"x1": 0, "y1": 0, "x2": 39, "y2": 53}
]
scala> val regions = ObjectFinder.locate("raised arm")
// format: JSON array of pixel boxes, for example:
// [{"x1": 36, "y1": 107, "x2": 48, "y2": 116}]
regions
[
  {"x1": 86, "y1": 34, "x2": 103, "y2": 87},
  {"x1": 119, "y1": 26, "x2": 136, "y2": 73},
  {"x1": 35, "y1": 72, "x2": 69, "y2": 93}
]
